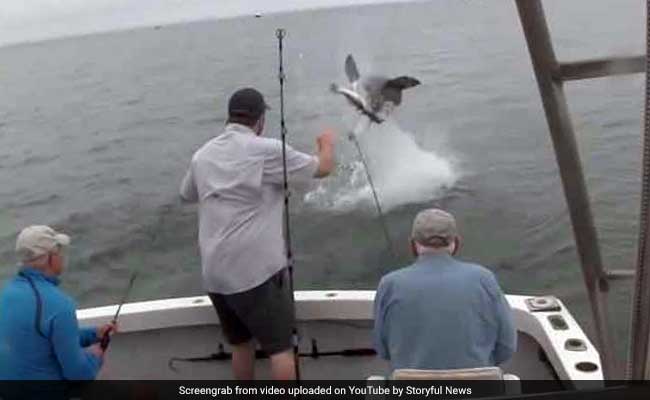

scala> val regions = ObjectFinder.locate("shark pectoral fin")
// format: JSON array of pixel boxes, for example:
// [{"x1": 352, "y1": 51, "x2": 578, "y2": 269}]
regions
[
  {"x1": 345, "y1": 55, "x2": 361, "y2": 83},
  {"x1": 385, "y1": 76, "x2": 421, "y2": 89}
]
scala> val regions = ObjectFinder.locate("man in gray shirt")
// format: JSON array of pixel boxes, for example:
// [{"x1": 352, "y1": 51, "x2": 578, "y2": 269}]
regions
[
  {"x1": 180, "y1": 88, "x2": 335, "y2": 380},
  {"x1": 373, "y1": 208, "x2": 517, "y2": 372}
]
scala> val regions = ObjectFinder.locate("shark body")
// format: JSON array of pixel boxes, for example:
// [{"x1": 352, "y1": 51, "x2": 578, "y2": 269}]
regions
[{"x1": 331, "y1": 55, "x2": 420, "y2": 123}]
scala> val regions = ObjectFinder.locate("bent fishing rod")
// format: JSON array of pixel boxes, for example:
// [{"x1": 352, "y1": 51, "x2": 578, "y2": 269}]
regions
[
  {"x1": 100, "y1": 271, "x2": 138, "y2": 350},
  {"x1": 276, "y1": 27, "x2": 302, "y2": 382}
]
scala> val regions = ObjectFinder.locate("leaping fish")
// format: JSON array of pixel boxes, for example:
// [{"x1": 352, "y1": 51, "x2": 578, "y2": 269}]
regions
[{"x1": 330, "y1": 55, "x2": 421, "y2": 123}]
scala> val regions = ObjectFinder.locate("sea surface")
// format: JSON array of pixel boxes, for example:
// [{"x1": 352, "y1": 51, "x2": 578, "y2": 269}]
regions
[{"x1": 0, "y1": 0, "x2": 645, "y2": 358}]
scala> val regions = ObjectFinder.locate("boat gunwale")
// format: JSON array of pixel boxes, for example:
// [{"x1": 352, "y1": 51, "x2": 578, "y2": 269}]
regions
[{"x1": 78, "y1": 291, "x2": 603, "y2": 382}]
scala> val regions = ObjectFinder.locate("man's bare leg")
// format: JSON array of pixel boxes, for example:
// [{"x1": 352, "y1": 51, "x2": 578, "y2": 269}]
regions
[
  {"x1": 232, "y1": 341, "x2": 256, "y2": 380},
  {"x1": 270, "y1": 349, "x2": 296, "y2": 380}
]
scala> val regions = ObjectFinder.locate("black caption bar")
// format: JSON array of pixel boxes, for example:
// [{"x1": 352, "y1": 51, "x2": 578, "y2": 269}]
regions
[{"x1": 0, "y1": 380, "x2": 649, "y2": 400}]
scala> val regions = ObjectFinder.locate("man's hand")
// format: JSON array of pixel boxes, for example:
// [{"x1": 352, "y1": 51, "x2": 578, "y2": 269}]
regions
[
  {"x1": 315, "y1": 129, "x2": 336, "y2": 178},
  {"x1": 87, "y1": 344, "x2": 105, "y2": 359},
  {"x1": 97, "y1": 322, "x2": 118, "y2": 339},
  {"x1": 317, "y1": 129, "x2": 336, "y2": 150}
]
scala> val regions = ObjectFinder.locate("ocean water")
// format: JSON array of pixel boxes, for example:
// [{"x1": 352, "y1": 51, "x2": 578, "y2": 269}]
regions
[{"x1": 0, "y1": 0, "x2": 645, "y2": 358}]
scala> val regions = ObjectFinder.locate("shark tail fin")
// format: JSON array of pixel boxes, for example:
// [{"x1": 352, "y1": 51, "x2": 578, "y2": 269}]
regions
[{"x1": 345, "y1": 55, "x2": 360, "y2": 83}]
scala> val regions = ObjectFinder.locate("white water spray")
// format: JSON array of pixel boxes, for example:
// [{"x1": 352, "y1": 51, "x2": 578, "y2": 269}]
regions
[{"x1": 305, "y1": 120, "x2": 458, "y2": 212}]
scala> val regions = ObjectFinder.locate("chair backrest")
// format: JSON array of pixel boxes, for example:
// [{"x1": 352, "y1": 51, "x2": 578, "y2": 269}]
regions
[{"x1": 391, "y1": 366, "x2": 504, "y2": 380}]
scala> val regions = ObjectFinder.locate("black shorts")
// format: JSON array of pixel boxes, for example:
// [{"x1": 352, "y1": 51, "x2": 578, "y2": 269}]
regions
[{"x1": 208, "y1": 269, "x2": 295, "y2": 356}]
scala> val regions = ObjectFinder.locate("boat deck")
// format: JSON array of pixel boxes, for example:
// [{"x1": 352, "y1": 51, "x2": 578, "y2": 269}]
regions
[{"x1": 98, "y1": 320, "x2": 559, "y2": 382}]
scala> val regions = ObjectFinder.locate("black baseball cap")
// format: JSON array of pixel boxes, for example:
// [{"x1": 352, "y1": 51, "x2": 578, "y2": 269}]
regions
[{"x1": 228, "y1": 88, "x2": 270, "y2": 120}]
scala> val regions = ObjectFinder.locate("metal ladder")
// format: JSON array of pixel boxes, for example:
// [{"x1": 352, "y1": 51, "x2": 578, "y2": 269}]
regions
[{"x1": 514, "y1": 0, "x2": 646, "y2": 379}]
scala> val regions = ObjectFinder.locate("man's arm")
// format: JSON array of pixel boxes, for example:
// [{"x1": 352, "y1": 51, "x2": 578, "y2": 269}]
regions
[
  {"x1": 488, "y1": 276, "x2": 517, "y2": 365},
  {"x1": 373, "y1": 278, "x2": 391, "y2": 360},
  {"x1": 78, "y1": 323, "x2": 117, "y2": 347},
  {"x1": 78, "y1": 327, "x2": 98, "y2": 347},
  {"x1": 180, "y1": 165, "x2": 199, "y2": 203},
  {"x1": 51, "y1": 309, "x2": 102, "y2": 380},
  {"x1": 314, "y1": 129, "x2": 335, "y2": 178},
  {"x1": 262, "y1": 129, "x2": 336, "y2": 185}
]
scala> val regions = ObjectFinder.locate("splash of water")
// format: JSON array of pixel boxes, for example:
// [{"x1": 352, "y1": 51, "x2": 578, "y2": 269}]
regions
[{"x1": 304, "y1": 120, "x2": 458, "y2": 212}]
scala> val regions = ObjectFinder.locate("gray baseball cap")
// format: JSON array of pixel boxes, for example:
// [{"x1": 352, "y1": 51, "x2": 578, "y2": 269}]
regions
[
  {"x1": 411, "y1": 208, "x2": 458, "y2": 246},
  {"x1": 15, "y1": 225, "x2": 70, "y2": 260}
]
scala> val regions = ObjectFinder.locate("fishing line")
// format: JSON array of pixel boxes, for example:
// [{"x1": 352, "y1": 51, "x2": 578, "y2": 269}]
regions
[
  {"x1": 348, "y1": 118, "x2": 398, "y2": 260},
  {"x1": 276, "y1": 27, "x2": 301, "y2": 382}
]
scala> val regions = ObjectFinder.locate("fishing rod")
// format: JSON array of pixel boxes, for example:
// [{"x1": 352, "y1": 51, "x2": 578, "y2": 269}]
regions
[
  {"x1": 167, "y1": 340, "x2": 376, "y2": 372},
  {"x1": 348, "y1": 118, "x2": 398, "y2": 260},
  {"x1": 276, "y1": 27, "x2": 301, "y2": 381},
  {"x1": 100, "y1": 271, "x2": 138, "y2": 350}
]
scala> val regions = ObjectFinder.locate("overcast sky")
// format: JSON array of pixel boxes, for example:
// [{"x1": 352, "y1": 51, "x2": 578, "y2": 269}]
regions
[{"x1": 0, "y1": 0, "x2": 416, "y2": 47}]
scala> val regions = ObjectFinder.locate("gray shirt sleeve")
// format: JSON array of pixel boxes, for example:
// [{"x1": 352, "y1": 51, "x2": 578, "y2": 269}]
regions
[
  {"x1": 262, "y1": 141, "x2": 318, "y2": 187},
  {"x1": 179, "y1": 164, "x2": 199, "y2": 203}
]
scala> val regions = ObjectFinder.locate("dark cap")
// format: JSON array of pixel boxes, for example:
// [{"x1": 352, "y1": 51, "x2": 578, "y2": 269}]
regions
[{"x1": 228, "y1": 88, "x2": 270, "y2": 120}]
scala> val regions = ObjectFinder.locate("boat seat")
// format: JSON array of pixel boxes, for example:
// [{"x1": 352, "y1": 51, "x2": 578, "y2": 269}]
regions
[
  {"x1": 392, "y1": 366, "x2": 506, "y2": 380},
  {"x1": 368, "y1": 367, "x2": 520, "y2": 396}
]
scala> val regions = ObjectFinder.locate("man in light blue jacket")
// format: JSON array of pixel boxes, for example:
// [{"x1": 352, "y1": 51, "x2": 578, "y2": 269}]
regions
[
  {"x1": 0, "y1": 225, "x2": 114, "y2": 381},
  {"x1": 373, "y1": 209, "x2": 517, "y2": 372}
]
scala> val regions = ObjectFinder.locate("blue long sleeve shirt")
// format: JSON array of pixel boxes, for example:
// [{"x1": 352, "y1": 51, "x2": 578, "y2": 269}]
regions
[
  {"x1": 373, "y1": 253, "x2": 517, "y2": 371},
  {"x1": 0, "y1": 267, "x2": 102, "y2": 380}
]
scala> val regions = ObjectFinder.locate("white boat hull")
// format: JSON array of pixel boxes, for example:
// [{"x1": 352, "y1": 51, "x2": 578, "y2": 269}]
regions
[{"x1": 77, "y1": 292, "x2": 603, "y2": 383}]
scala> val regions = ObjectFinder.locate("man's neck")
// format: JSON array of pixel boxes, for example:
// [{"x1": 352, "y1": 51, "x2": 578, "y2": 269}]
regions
[
  {"x1": 226, "y1": 123, "x2": 257, "y2": 135},
  {"x1": 417, "y1": 251, "x2": 452, "y2": 258},
  {"x1": 23, "y1": 264, "x2": 58, "y2": 279},
  {"x1": 415, "y1": 242, "x2": 453, "y2": 256}
]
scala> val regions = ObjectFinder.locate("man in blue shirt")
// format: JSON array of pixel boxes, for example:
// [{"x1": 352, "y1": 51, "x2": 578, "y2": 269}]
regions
[
  {"x1": 373, "y1": 209, "x2": 517, "y2": 372},
  {"x1": 0, "y1": 225, "x2": 114, "y2": 381}
]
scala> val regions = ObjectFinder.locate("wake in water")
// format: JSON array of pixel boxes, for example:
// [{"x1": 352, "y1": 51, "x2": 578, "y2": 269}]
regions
[{"x1": 304, "y1": 120, "x2": 458, "y2": 212}]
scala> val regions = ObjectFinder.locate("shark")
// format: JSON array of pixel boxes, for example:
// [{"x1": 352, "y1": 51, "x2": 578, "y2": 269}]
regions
[{"x1": 330, "y1": 54, "x2": 421, "y2": 124}]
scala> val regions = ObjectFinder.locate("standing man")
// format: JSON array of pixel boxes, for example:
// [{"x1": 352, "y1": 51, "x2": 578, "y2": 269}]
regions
[
  {"x1": 180, "y1": 87, "x2": 336, "y2": 380},
  {"x1": 0, "y1": 225, "x2": 115, "y2": 381},
  {"x1": 373, "y1": 209, "x2": 517, "y2": 372}
]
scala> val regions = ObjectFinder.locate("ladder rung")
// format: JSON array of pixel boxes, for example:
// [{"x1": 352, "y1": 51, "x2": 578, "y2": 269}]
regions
[
  {"x1": 558, "y1": 55, "x2": 645, "y2": 81},
  {"x1": 605, "y1": 269, "x2": 636, "y2": 279}
]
